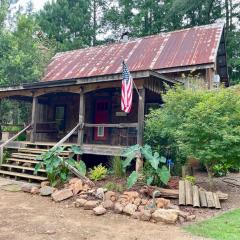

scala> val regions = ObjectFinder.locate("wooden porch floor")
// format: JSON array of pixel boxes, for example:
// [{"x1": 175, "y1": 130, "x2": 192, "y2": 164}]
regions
[{"x1": 3, "y1": 141, "x2": 126, "y2": 156}]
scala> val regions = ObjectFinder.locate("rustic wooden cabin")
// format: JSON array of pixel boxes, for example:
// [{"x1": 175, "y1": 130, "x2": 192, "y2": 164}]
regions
[{"x1": 0, "y1": 23, "x2": 228, "y2": 182}]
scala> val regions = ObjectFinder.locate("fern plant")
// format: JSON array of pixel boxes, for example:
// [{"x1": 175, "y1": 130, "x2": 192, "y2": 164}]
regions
[{"x1": 122, "y1": 144, "x2": 170, "y2": 189}]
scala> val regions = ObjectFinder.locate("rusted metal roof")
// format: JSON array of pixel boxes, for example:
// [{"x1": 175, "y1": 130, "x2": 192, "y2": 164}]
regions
[{"x1": 42, "y1": 23, "x2": 224, "y2": 82}]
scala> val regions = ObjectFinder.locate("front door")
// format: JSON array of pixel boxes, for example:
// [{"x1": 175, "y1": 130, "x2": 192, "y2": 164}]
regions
[{"x1": 94, "y1": 99, "x2": 110, "y2": 141}]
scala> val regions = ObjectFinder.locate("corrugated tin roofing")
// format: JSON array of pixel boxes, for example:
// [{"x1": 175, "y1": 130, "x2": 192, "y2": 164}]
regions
[{"x1": 42, "y1": 23, "x2": 224, "y2": 82}]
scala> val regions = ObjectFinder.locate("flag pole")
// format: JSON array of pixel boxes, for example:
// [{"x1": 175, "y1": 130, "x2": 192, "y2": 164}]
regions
[{"x1": 122, "y1": 58, "x2": 142, "y2": 100}]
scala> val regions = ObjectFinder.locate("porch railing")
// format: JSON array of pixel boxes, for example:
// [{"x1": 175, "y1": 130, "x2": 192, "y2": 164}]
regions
[
  {"x1": 84, "y1": 122, "x2": 138, "y2": 146},
  {"x1": 0, "y1": 124, "x2": 32, "y2": 166}
]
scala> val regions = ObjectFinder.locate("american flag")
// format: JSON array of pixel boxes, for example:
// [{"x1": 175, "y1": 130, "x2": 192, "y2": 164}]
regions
[{"x1": 121, "y1": 61, "x2": 133, "y2": 113}]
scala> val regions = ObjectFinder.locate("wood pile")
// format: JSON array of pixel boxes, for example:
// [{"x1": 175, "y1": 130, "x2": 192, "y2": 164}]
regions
[{"x1": 179, "y1": 180, "x2": 221, "y2": 209}]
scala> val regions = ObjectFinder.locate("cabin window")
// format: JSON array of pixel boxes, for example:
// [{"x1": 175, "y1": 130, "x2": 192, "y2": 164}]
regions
[
  {"x1": 97, "y1": 126, "x2": 105, "y2": 137},
  {"x1": 55, "y1": 106, "x2": 66, "y2": 132}
]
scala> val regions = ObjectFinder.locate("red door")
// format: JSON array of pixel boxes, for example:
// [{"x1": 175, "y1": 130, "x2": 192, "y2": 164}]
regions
[{"x1": 94, "y1": 100, "x2": 110, "y2": 141}]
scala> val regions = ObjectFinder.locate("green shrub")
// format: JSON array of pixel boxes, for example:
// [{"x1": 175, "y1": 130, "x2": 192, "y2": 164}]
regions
[
  {"x1": 110, "y1": 156, "x2": 125, "y2": 177},
  {"x1": 104, "y1": 182, "x2": 125, "y2": 192},
  {"x1": 89, "y1": 164, "x2": 108, "y2": 181},
  {"x1": 145, "y1": 86, "x2": 240, "y2": 188}
]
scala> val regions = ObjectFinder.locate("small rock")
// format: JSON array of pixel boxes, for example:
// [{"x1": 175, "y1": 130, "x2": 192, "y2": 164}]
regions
[
  {"x1": 152, "y1": 209, "x2": 179, "y2": 224},
  {"x1": 31, "y1": 186, "x2": 40, "y2": 195},
  {"x1": 69, "y1": 178, "x2": 81, "y2": 185},
  {"x1": 105, "y1": 191, "x2": 116, "y2": 201},
  {"x1": 84, "y1": 201, "x2": 99, "y2": 210},
  {"x1": 140, "y1": 210, "x2": 152, "y2": 221},
  {"x1": 123, "y1": 203, "x2": 137, "y2": 215},
  {"x1": 40, "y1": 186, "x2": 54, "y2": 196},
  {"x1": 95, "y1": 188, "x2": 105, "y2": 199},
  {"x1": 78, "y1": 194, "x2": 88, "y2": 199},
  {"x1": 40, "y1": 181, "x2": 50, "y2": 188},
  {"x1": 123, "y1": 191, "x2": 139, "y2": 199},
  {"x1": 102, "y1": 200, "x2": 114, "y2": 210},
  {"x1": 114, "y1": 202, "x2": 123, "y2": 214},
  {"x1": 167, "y1": 204, "x2": 180, "y2": 210},
  {"x1": 156, "y1": 198, "x2": 170, "y2": 208},
  {"x1": 178, "y1": 216, "x2": 185, "y2": 224},
  {"x1": 186, "y1": 215, "x2": 196, "y2": 221},
  {"x1": 83, "y1": 184, "x2": 91, "y2": 191},
  {"x1": 21, "y1": 184, "x2": 33, "y2": 193},
  {"x1": 75, "y1": 198, "x2": 88, "y2": 207},
  {"x1": 134, "y1": 197, "x2": 141, "y2": 206},
  {"x1": 141, "y1": 199, "x2": 148, "y2": 205},
  {"x1": 131, "y1": 211, "x2": 143, "y2": 219},
  {"x1": 93, "y1": 205, "x2": 107, "y2": 215},
  {"x1": 110, "y1": 195, "x2": 117, "y2": 202},
  {"x1": 52, "y1": 189, "x2": 73, "y2": 202},
  {"x1": 70, "y1": 180, "x2": 83, "y2": 195},
  {"x1": 138, "y1": 205, "x2": 145, "y2": 212}
]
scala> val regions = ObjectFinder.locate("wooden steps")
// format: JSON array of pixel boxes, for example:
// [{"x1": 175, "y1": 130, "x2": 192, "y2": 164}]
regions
[
  {"x1": 179, "y1": 180, "x2": 221, "y2": 209},
  {"x1": 18, "y1": 148, "x2": 70, "y2": 156},
  {"x1": 1, "y1": 164, "x2": 46, "y2": 173},
  {"x1": 7, "y1": 158, "x2": 39, "y2": 164},
  {"x1": 0, "y1": 170, "x2": 47, "y2": 181}
]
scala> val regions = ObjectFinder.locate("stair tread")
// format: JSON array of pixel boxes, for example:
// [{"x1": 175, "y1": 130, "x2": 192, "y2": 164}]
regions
[
  {"x1": 7, "y1": 158, "x2": 39, "y2": 164},
  {"x1": 0, "y1": 170, "x2": 47, "y2": 181},
  {"x1": 18, "y1": 148, "x2": 70, "y2": 156},
  {"x1": 1, "y1": 164, "x2": 46, "y2": 172}
]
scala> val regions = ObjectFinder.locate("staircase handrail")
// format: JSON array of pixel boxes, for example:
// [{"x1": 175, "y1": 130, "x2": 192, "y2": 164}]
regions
[{"x1": 0, "y1": 123, "x2": 32, "y2": 165}]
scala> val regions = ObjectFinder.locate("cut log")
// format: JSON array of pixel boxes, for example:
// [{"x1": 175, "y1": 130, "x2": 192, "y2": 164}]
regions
[
  {"x1": 216, "y1": 191, "x2": 228, "y2": 201},
  {"x1": 206, "y1": 191, "x2": 215, "y2": 208},
  {"x1": 158, "y1": 188, "x2": 179, "y2": 198},
  {"x1": 179, "y1": 180, "x2": 185, "y2": 205},
  {"x1": 185, "y1": 180, "x2": 193, "y2": 205},
  {"x1": 213, "y1": 193, "x2": 221, "y2": 209},
  {"x1": 199, "y1": 190, "x2": 207, "y2": 207},
  {"x1": 192, "y1": 185, "x2": 200, "y2": 207}
]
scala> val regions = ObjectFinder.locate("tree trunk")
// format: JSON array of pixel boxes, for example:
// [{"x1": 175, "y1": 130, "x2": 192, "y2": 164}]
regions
[{"x1": 205, "y1": 163, "x2": 214, "y2": 191}]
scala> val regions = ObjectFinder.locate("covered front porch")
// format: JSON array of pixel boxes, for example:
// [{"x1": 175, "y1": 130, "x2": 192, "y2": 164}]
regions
[{"x1": 0, "y1": 73, "x2": 168, "y2": 156}]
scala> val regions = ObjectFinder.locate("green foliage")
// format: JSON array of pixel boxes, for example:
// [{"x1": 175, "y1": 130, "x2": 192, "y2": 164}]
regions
[
  {"x1": 184, "y1": 175, "x2": 196, "y2": 185},
  {"x1": 212, "y1": 164, "x2": 231, "y2": 177},
  {"x1": 110, "y1": 156, "x2": 125, "y2": 177},
  {"x1": 122, "y1": 144, "x2": 170, "y2": 188},
  {"x1": 104, "y1": 182, "x2": 125, "y2": 193},
  {"x1": 145, "y1": 86, "x2": 240, "y2": 186},
  {"x1": 89, "y1": 164, "x2": 108, "y2": 181},
  {"x1": 35, "y1": 145, "x2": 84, "y2": 187},
  {"x1": 127, "y1": 171, "x2": 138, "y2": 189},
  {"x1": 185, "y1": 209, "x2": 240, "y2": 240}
]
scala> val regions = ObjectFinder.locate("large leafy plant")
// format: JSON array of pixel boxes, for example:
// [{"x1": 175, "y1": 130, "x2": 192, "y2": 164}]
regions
[
  {"x1": 122, "y1": 144, "x2": 170, "y2": 189},
  {"x1": 35, "y1": 145, "x2": 86, "y2": 187}
]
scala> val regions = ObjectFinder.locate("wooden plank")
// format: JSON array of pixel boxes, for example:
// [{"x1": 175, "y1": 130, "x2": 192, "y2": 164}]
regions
[
  {"x1": 179, "y1": 180, "x2": 186, "y2": 205},
  {"x1": 213, "y1": 193, "x2": 221, "y2": 209},
  {"x1": 84, "y1": 123, "x2": 138, "y2": 128},
  {"x1": 77, "y1": 89, "x2": 85, "y2": 146},
  {"x1": 137, "y1": 87, "x2": 145, "y2": 145},
  {"x1": 185, "y1": 180, "x2": 193, "y2": 205},
  {"x1": 7, "y1": 158, "x2": 39, "y2": 164},
  {"x1": 0, "y1": 170, "x2": 47, "y2": 181},
  {"x1": 192, "y1": 185, "x2": 200, "y2": 207},
  {"x1": 199, "y1": 190, "x2": 207, "y2": 207},
  {"x1": 206, "y1": 191, "x2": 215, "y2": 208},
  {"x1": 30, "y1": 96, "x2": 38, "y2": 143},
  {"x1": 1, "y1": 164, "x2": 46, "y2": 173}
]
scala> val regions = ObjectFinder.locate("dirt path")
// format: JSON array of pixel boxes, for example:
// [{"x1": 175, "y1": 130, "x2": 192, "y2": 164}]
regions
[{"x1": 0, "y1": 181, "x2": 206, "y2": 240}]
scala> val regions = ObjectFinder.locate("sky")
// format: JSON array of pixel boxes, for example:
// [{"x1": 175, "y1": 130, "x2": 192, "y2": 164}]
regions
[{"x1": 18, "y1": 0, "x2": 49, "y2": 12}]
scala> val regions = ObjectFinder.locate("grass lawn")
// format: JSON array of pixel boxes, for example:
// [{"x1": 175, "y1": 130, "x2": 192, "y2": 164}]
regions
[{"x1": 184, "y1": 209, "x2": 240, "y2": 240}]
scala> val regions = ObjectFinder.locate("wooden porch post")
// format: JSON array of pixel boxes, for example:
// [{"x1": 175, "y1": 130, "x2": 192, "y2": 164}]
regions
[
  {"x1": 136, "y1": 87, "x2": 145, "y2": 172},
  {"x1": 77, "y1": 88, "x2": 85, "y2": 146},
  {"x1": 137, "y1": 87, "x2": 145, "y2": 146},
  {"x1": 30, "y1": 96, "x2": 38, "y2": 143}
]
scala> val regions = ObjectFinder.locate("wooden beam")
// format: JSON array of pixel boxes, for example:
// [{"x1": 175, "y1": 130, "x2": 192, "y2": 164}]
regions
[
  {"x1": 84, "y1": 123, "x2": 138, "y2": 128},
  {"x1": 30, "y1": 96, "x2": 38, "y2": 143},
  {"x1": 137, "y1": 87, "x2": 145, "y2": 146},
  {"x1": 77, "y1": 88, "x2": 85, "y2": 146}
]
